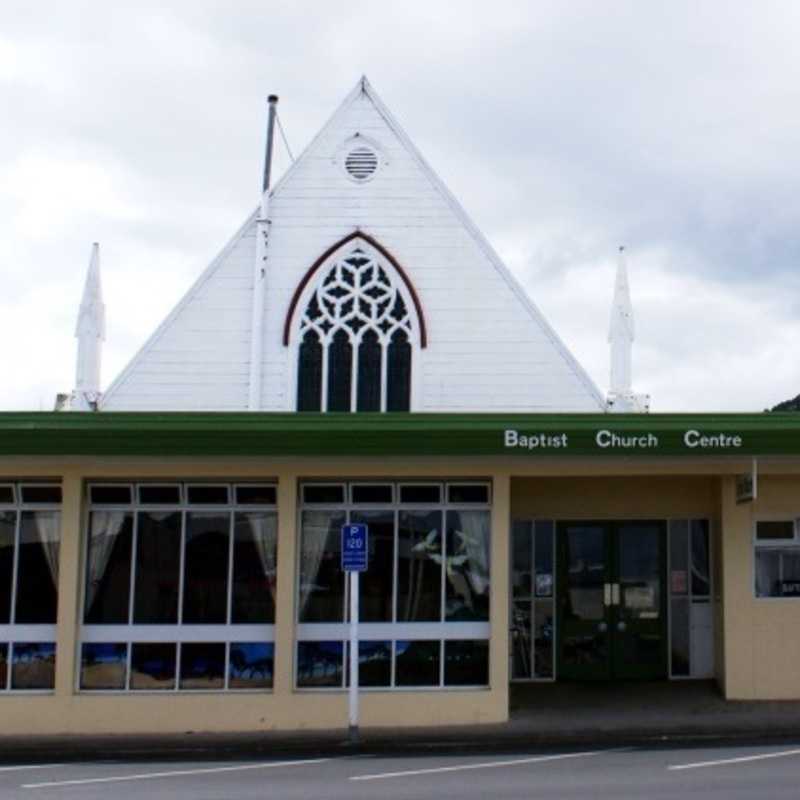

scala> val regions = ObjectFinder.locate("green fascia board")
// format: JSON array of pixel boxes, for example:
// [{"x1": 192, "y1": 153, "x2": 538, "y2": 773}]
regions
[{"x1": 0, "y1": 411, "x2": 800, "y2": 457}]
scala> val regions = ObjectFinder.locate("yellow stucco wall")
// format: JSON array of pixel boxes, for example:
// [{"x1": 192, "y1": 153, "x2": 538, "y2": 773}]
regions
[
  {"x1": 0, "y1": 458, "x2": 509, "y2": 735},
  {"x1": 720, "y1": 474, "x2": 800, "y2": 700}
]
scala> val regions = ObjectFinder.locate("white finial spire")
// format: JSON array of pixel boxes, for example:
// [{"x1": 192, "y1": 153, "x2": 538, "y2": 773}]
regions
[
  {"x1": 73, "y1": 242, "x2": 105, "y2": 410},
  {"x1": 606, "y1": 246, "x2": 649, "y2": 412}
]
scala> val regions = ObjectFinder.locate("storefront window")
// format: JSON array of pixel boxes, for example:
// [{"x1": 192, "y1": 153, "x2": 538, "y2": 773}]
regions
[
  {"x1": 81, "y1": 482, "x2": 277, "y2": 692},
  {"x1": 0, "y1": 484, "x2": 61, "y2": 692},
  {"x1": 296, "y1": 481, "x2": 491, "y2": 690},
  {"x1": 755, "y1": 520, "x2": 800, "y2": 598}
]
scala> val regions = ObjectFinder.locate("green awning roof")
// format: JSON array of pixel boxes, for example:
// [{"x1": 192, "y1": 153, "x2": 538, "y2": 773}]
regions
[{"x1": 0, "y1": 412, "x2": 799, "y2": 457}]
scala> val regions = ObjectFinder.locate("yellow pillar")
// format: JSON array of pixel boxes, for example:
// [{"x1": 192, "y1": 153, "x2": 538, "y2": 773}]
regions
[
  {"x1": 719, "y1": 474, "x2": 754, "y2": 699},
  {"x1": 54, "y1": 471, "x2": 83, "y2": 697},
  {"x1": 489, "y1": 471, "x2": 510, "y2": 720},
  {"x1": 273, "y1": 472, "x2": 298, "y2": 696}
]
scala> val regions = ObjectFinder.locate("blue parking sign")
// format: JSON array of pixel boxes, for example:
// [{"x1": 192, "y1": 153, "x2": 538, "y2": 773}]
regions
[{"x1": 342, "y1": 523, "x2": 368, "y2": 572}]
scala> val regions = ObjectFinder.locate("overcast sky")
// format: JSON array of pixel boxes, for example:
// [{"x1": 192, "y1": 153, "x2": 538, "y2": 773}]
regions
[{"x1": 2, "y1": 1, "x2": 800, "y2": 411}]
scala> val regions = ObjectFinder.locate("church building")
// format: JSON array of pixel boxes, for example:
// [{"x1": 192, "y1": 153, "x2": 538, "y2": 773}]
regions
[{"x1": 2, "y1": 78, "x2": 800, "y2": 736}]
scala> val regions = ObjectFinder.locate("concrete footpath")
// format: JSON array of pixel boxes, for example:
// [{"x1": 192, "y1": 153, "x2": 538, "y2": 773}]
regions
[{"x1": 3, "y1": 681, "x2": 800, "y2": 761}]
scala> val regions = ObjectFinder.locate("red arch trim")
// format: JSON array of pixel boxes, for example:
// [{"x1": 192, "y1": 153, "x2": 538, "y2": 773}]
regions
[{"x1": 282, "y1": 230, "x2": 428, "y2": 348}]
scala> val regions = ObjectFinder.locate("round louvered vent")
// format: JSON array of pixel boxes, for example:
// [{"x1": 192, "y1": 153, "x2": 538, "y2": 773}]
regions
[{"x1": 344, "y1": 145, "x2": 379, "y2": 181}]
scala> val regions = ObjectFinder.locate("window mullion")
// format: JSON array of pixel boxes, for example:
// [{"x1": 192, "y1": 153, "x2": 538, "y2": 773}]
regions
[
  {"x1": 321, "y1": 342, "x2": 329, "y2": 412},
  {"x1": 350, "y1": 334, "x2": 359, "y2": 413},
  {"x1": 380, "y1": 340, "x2": 388, "y2": 412}
]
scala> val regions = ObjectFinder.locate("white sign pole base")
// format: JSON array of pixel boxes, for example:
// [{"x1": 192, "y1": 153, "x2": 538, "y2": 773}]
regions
[{"x1": 348, "y1": 570, "x2": 359, "y2": 744}]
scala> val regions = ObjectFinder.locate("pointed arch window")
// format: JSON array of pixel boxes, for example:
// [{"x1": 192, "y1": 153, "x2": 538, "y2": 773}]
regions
[{"x1": 294, "y1": 241, "x2": 418, "y2": 412}]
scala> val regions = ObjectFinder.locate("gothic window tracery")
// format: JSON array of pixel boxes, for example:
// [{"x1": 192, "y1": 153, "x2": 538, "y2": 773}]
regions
[{"x1": 296, "y1": 245, "x2": 413, "y2": 412}]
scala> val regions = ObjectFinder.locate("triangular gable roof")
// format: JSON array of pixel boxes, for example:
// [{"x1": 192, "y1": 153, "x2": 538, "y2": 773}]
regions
[{"x1": 102, "y1": 77, "x2": 604, "y2": 411}]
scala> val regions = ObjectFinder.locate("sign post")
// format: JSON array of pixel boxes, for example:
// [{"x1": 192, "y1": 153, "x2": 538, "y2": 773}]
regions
[{"x1": 341, "y1": 522, "x2": 368, "y2": 744}]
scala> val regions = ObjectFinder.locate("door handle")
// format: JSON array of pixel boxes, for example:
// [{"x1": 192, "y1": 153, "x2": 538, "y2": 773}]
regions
[
  {"x1": 604, "y1": 583, "x2": 612, "y2": 606},
  {"x1": 611, "y1": 583, "x2": 620, "y2": 606}
]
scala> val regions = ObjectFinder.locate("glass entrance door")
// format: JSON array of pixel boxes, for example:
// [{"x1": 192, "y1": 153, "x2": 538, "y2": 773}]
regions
[{"x1": 557, "y1": 521, "x2": 666, "y2": 681}]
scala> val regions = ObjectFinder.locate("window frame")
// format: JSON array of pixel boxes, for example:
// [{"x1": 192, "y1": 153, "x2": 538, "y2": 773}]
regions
[
  {"x1": 0, "y1": 482, "x2": 62, "y2": 693},
  {"x1": 80, "y1": 481, "x2": 278, "y2": 693},
  {"x1": 294, "y1": 480, "x2": 492, "y2": 692},
  {"x1": 753, "y1": 516, "x2": 800, "y2": 600}
]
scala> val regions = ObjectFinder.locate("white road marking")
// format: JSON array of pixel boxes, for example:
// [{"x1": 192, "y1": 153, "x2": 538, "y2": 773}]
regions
[
  {"x1": 0, "y1": 765, "x2": 64, "y2": 773},
  {"x1": 669, "y1": 748, "x2": 800, "y2": 771},
  {"x1": 21, "y1": 757, "x2": 330, "y2": 789},
  {"x1": 350, "y1": 749, "x2": 615, "y2": 781}
]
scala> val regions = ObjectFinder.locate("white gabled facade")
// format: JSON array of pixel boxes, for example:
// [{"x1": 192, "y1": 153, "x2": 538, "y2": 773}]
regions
[{"x1": 101, "y1": 78, "x2": 604, "y2": 412}]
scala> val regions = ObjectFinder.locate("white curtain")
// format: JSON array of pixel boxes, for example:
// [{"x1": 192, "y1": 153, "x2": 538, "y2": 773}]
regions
[
  {"x1": 299, "y1": 511, "x2": 332, "y2": 618},
  {"x1": 33, "y1": 511, "x2": 61, "y2": 589},
  {"x1": 86, "y1": 511, "x2": 127, "y2": 612},
  {"x1": 246, "y1": 512, "x2": 278, "y2": 602}
]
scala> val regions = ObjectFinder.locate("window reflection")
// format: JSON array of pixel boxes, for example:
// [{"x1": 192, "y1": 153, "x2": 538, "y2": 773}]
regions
[
  {"x1": 16, "y1": 511, "x2": 60, "y2": 624},
  {"x1": 179, "y1": 643, "x2": 225, "y2": 689},
  {"x1": 0, "y1": 512, "x2": 14, "y2": 624},
  {"x1": 398, "y1": 511, "x2": 442, "y2": 621},
  {"x1": 130, "y1": 643, "x2": 176, "y2": 690},
  {"x1": 232, "y1": 513, "x2": 277, "y2": 623},
  {"x1": 229, "y1": 643, "x2": 273, "y2": 689},
  {"x1": 444, "y1": 640, "x2": 488, "y2": 686},
  {"x1": 84, "y1": 512, "x2": 133, "y2": 624},
  {"x1": 11, "y1": 642, "x2": 56, "y2": 690},
  {"x1": 351, "y1": 511, "x2": 394, "y2": 622},
  {"x1": 81, "y1": 643, "x2": 127, "y2": 690},
  {"x1": 0, "y1": 642, "x2": 7, "y2": 690},
  {"x1": 134, "y1": 512, "x2": 181, "y2": 624},
  {"x1": 297, "y1": 641, "x2": 344, "y2": 687},
  {"x1": 445, "y1": 511, "x2": 490, "y2": 621},
  {"x1": 182, "y1": 514, "x2": 230, "y2": 624},
  {"x1": 395, "y1": 640, "x2": 440, "y2": 686}
]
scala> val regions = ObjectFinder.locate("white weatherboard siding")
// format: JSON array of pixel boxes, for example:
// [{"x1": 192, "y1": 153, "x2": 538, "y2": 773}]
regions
[{"x1": 103, "y1": 79, "x2": 603, "y2": 412}]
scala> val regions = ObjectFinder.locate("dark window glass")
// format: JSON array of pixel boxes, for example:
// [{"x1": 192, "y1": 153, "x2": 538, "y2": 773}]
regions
[
  {"x1": 232, "y1": 512, "x2": 276, "y2": 623},
  {"x1": 534, "y1": 521, "x2": 555, "y2": 597},
  {"x1": 297, "y1": 641, "x2": 343, "y2": 687},
  {"x1": 398, "y1": 510, "x2": 442, "y2": 621},
  {"x1": 180, "y1": 643, "x2": 226, "y2": 690},
  {"x1": 186, "y1": 485, "x2": 228, "y2": 505},
  {"x1": 139, "y1": 485, "x2": 181, "y2": 505},
  {"x1": 11, "y1": 642, "x2": 56, "y2": 690},
  {"x1": 229, "y1": 642, "x2": 274, "y2": 689},
  {"x1": 0, "y1": 512, "x2": 14, "y2": 624},
  {"x1": 327, "y1": 329, "x2": 352, "y2": 412},
  {"x1": 89, "y1": 486, "x2": 132, "y2": 505},
  {"x1": 756, "y1": 520, "x2": 795, "y2": 540},
  {"x1": 395, "y1": 640, "x2": 440, "y2": 686},
  {"x1": 133, "y1": 511, "x2": 181, "y2": 624},
  {"x1": 0, "y1": 486, "x2": 14, "y2": 504},
  {"x1": 84, "y1": 512, "x2": 134, "y2": 624},
  {"x1": 298, "y1": 511, "x2": 346, "y2": 622},
  {"x1": 351, "y1": 484, "x2": 393, "y2": 504},
  {"x1": 351, "y1": 510, "x2": 394, "y2": 622},
  {"x1": 511, "y1": 600, "x2": 532, "y2": 680},
  {"x1": 444, "y1": 640, "x2": 489, "y2": 686},
  {"x1": 297, "y1": 330, "x2": 323, "y2": 411},
  {"x1": 356, "y1": 330, "x2": 382, "y2": 411},
  {"x1": 80, "y1": 643, "x2": 127, "y2": 690},
  {"x1": 130, "y1": 643, "x2": 176, "y2": 690},
  {"x1": 345, "y1": 641, "x2": 391, "y2": 687},
  {"x1": 447, "y1": 484, "x2": 489, "y2": 504},
  {"x1": 445, "y1": 510, "x2": 490, "y2": 621},
  {"x1": 670, "y1": 520, "x2": 689, "y2": 596},
  {"x1": 534, "y1": 603, "x2": 554, "y2": 679},
  {"x1": 670, "y1": 598, "x2": 690, "y2": 676},
  {"x1": 399, "y1": 485, "x2": 441, "y2": 504},
  {"x1": 20, "y1": 486, "x2": 61, "y2": 505},
  {"x1": 0, "y1": 642, "x2": 7, "y2": 689},
  {"x1": 15, "y1": 511, "x2": 59, "y2": 624},
  {"x1": 303, "y1": 485, "x2": 344, "y2": 505},
  {"x1": 511, "y1": 520, "x2": 532, "y2": 601},
  {"x1": 183, "y1": 513, "x2": 230, "y2": 624},
  {"x1": 691, "y1": 520, "x2": 711, "y2": 596},
  {"x1": 235, "y1": 486, "x2": 277, "y2": 506},
  {"x1": 386, "y1": 329, "x2": 411, "y2": 412}
]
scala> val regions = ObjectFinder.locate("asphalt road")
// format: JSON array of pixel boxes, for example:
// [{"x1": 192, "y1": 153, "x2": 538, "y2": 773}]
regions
[{"x1": 3, "y1": 740, "x2": 800, "y2": 799}]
